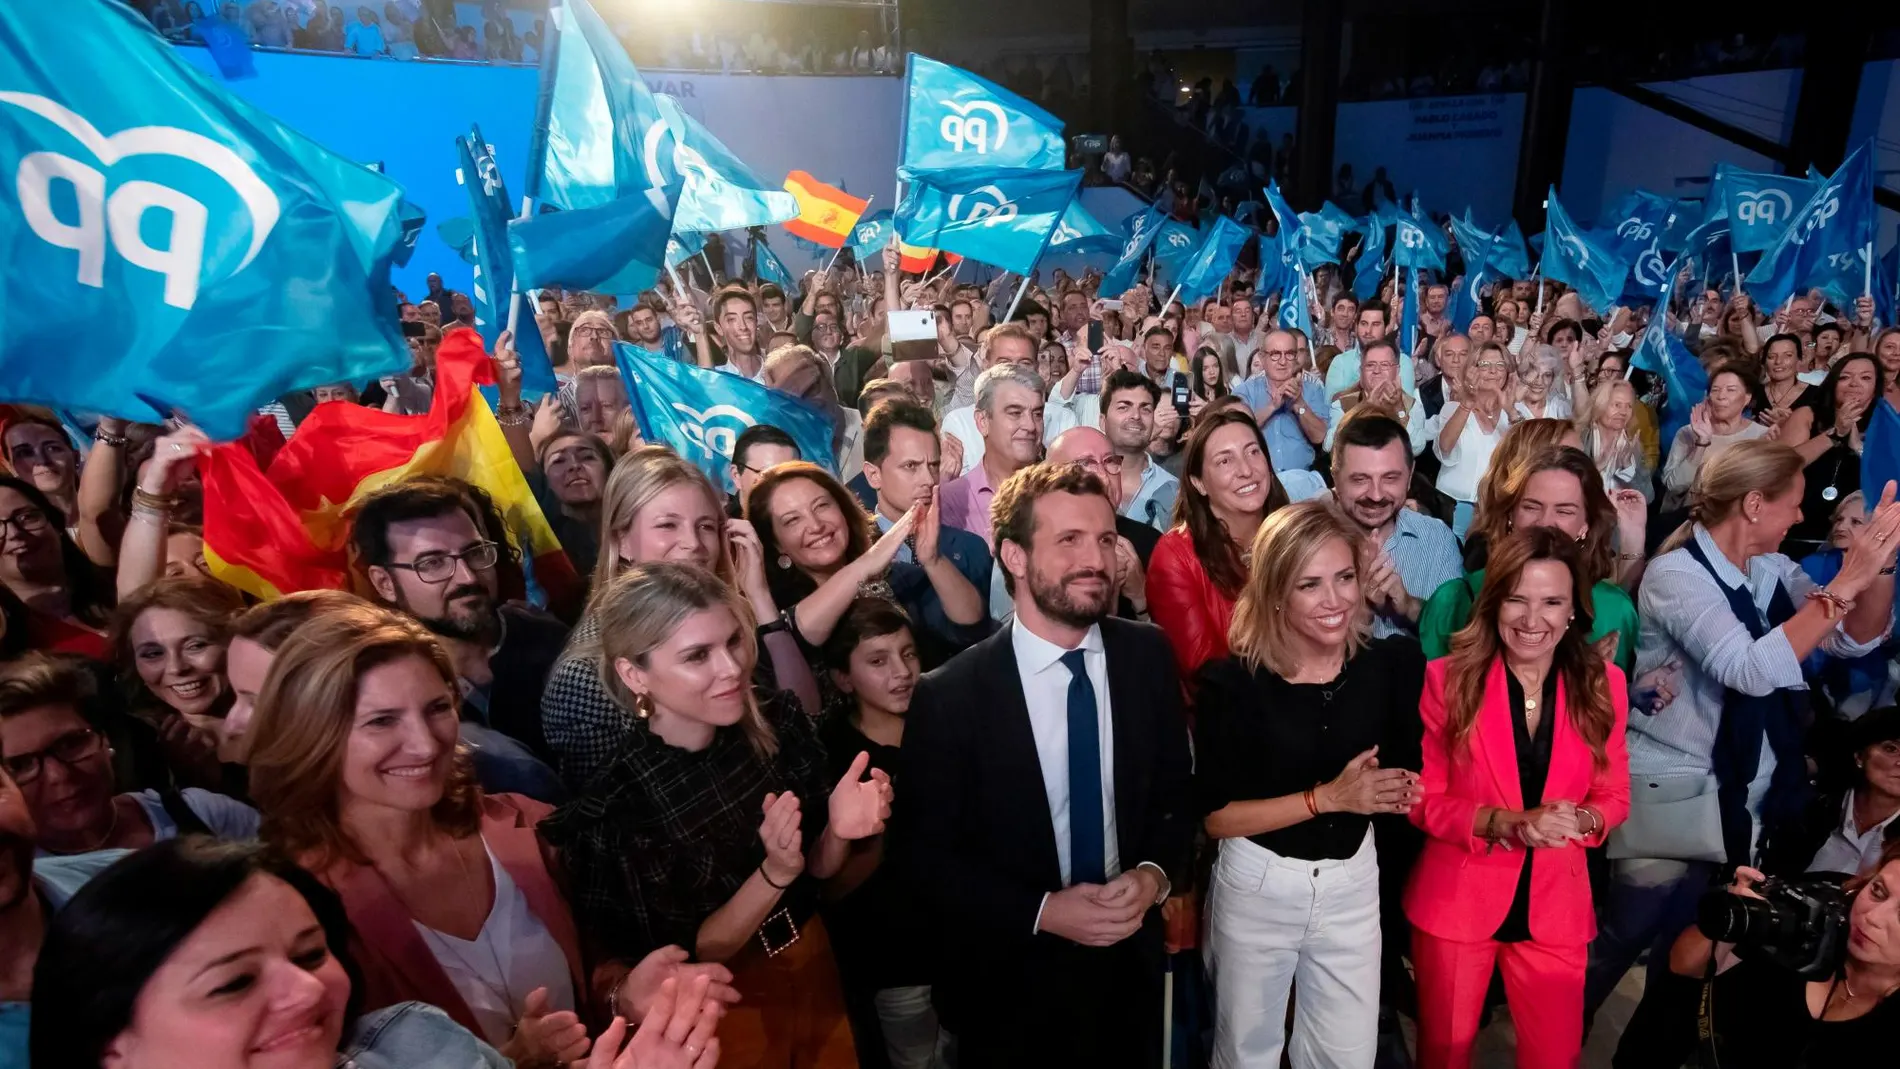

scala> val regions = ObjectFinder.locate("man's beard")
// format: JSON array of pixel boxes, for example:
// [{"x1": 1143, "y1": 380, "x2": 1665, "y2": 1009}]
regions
[
  {"x1": 1027, "y1": 563, "x2": 1113, "y2": 628},
  {"x1": 397, "y1": 584, "x2": 500, "y2": 645}
]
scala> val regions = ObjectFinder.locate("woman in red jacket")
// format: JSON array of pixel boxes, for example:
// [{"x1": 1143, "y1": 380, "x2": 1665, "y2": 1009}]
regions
[
  {"x1": 1405, "y1": 528, "x2": 1630, "y2": 1069},
  {"x1": 1148, "y1": 408, "x2": 1290, "y2": 688}
]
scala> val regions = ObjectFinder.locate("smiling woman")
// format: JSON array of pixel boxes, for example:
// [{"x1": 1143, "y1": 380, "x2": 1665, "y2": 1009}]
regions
[{"x1": 110, "y1": 576, "x2": 246, "y2": 763}]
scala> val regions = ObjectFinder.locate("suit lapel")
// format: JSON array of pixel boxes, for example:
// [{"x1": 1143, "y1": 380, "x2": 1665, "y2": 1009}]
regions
[
  {"x1": 1103, "y1": 621, "x2": 1145, "y2": 865},
  {"x1": 1478, "y1": 657, "x2": 1523, "y2": 808},
  {"x1": 988, "y1": 629, "x2": 1066, "y2": 889},
  {"x1": 1548, "y1": 675, "x2": 1584, "y2": 795}
]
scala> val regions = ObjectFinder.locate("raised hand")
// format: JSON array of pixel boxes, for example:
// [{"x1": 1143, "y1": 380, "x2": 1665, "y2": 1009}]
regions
[
  {"x1": 1318, "y1": 747, "x2": 1421, "y2": 816},
  {"x1": 911, "y1": 485, "x2": 943, "y2": 565},
  {"x1": 140, "y1": 426, "x2": 211, "y2": 496},
  {"x1": 939, "y1": 431, "x2": 965, "y2": 482},
  {"x1": 828, "y1": 750, "x2": 894, "y2": 841},
  {"x1": 494, "y1": 330, "x2": 524, "y2": 405},
  {"x1": 1835, "y1": 481, "x2": 1900, "y2": 595},
  {"x1": 1689, "y1": 402, "x2": 1714, "y2": 444},
  {"x1": 1113, "y1": 535, "x2": 1146, "y2": 609},
  {"x1": 860, "y1": 505, "x2": 918, "y2": 575},
  {"x1": 504, "y1": 986, "x2": 590, "y2": 1068},
  {"x1": 758, "y1": 791, "x2": 805, "y2": 887}
]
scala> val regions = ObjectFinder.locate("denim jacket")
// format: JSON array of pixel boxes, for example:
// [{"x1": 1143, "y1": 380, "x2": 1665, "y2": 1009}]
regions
[{"x1": 337, "y1": 1002, "x2": 511, "y2": 1069}]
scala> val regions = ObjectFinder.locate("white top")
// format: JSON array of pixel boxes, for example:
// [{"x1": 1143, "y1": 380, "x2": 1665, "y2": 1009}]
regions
[
  {"x1": 1808, "y1": 793, "x2": 1900, "y2": 876},
  {"x1": 1430, "y1": 402, "x2": 1511, "y2": 503},
  {"x1": 1661, "y1": 421, "x2": 1771, "y2": 499},
  {"x1": 131, "y1": 788, "x2": 259, "y2": 842},
  {"x1": 1513, "y1": 391, "x2": 1573, "y2": 422},
  {"x1": 1041, "y1": 379, "x2": 1103, "y2": 447},
  {"x1": 1010, "y1": 618, "x2": 1119, "y2": 887},
  {"x1": 940, "y1": 404, "x2": 984, "y2": 476},
  {"x1": 414, "y1": 841, "x2": 575, "y2": 1046},
  {"x1": 1324, "y1": 394, "x2": 1429, "y2": 455}
]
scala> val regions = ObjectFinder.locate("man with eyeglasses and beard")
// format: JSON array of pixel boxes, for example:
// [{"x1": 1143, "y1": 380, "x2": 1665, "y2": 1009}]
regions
[{"x1": 351, "y1": 477, "x2": 568, "y2": 800}]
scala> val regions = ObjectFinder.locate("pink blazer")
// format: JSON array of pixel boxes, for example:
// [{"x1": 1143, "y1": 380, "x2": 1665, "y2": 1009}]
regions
[
  {"x1": 316, "y1": 793, "x2": 588, "y2": 1036},
  {"x1": 1403, "y1": 657, "x2": 1630, "y2": 946}
]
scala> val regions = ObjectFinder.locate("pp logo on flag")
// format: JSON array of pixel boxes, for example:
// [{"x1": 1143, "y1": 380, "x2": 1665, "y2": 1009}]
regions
[
  {"x1": 1165, "y1": 230, "x2": 1193, "y2": 249},
  {"x1": 1735, "y1": 188, "x2": 1794, "y2": 228},
  {"x1": 1615, "y1": 217, "x2": 1654, "y2": 242},
  {"x1": 1795, "y1": 189, "x2": 1841, "y2": 244},
  {"x1": 1398, "y1": 225, "x2": 1425, "y2": 249},
  {"x1": 1053, "y1": 220, "x2": 1080, "y2": 244},
  {"x1": 1560, "y1": 233, "x2": 1592, "y2": 266},
  {"x1": 937, "y1": 98, "x2": 1011, "y2": 155},
  {"x1": 855, "y1": 221, "x2": 882, "y2": 244},
  {"x1": 3, "y1": 92, "x2": 280, "y2": 311},
  {"x1": 1632, "y1": 243, "x2": 1667, "y2": 288},
  {"x1": 947, "y1": 185, "x2": 1018, "y2": 227},
  {"x1": 671, "y1": 400, "x2": 756, "y2": 460}
]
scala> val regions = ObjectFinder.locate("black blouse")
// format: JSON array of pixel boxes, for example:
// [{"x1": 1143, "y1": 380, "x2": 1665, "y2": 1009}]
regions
[
  {"x1": 1494, "y1": 670, "x2": 1558, "y2": 943},
  {"x1": 1193, "y1": 637, "x2": 1426, "y2": 861}
]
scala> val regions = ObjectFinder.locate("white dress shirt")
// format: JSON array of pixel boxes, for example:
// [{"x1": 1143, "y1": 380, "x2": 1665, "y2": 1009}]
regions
[
  {"x1": 1012, "y1": 618, "x2": 1119, "y2": 888},
  {"x1": 1808, "y1": 793, "x2": 1900, "y2": 876}
]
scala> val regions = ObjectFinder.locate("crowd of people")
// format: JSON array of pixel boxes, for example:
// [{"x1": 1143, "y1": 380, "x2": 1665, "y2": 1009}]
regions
[
  {"x1": 135, "y1": 0, "x2": 901, "y2": 72},
  {"x1": 5, "y1": 201, "x2": 1900, "y2": 1069}
]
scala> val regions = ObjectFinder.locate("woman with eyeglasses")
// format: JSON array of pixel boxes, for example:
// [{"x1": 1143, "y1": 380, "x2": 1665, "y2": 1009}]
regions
[
  {"x1": 0, "y1": 651, "x2": 258, "y2": 856},
  {"x1": 2, "y1": 409, "x2": 119, "y2": 569},
  {"x1": 1432, "y1": 341, "x2": 1514, "y2": 538},
  {"x1": 0, "y1": 475, "x2": 115, "y2": 659}
]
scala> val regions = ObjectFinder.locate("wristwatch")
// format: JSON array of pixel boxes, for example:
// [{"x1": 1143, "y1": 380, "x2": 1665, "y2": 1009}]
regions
[{"x1": 1293, "y1": 403, "x2": 1308, "y2": 417}]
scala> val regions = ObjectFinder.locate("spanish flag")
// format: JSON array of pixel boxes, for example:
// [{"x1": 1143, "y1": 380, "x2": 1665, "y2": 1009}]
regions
[
  {"x1": 202, "y1": 328, "x2": 583, "y2": 618},
  {"x1": 783, "y1": 170, "x2": 868, "y2": 248}
]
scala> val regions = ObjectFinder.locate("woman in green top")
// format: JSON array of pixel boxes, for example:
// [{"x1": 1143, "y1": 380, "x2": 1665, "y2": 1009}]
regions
[{"x1": 1420, "y1": 445, "x2": 1642, "y2": 671}]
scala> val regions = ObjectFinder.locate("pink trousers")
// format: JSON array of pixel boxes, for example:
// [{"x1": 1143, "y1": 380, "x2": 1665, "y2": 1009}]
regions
[{"x1": 1411, "y1": 929, "x2": 1586, "y2": 1069}]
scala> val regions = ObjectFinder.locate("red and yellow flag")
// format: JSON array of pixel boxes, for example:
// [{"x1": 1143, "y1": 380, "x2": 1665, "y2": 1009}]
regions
[
  {"x1": 783, "y1": 170, "x2": 869, "y2": 248},
  {"x1": 202, "y1": 328, "x2": 582, "y2": 617},
  {"x1": 899, "y1": 241, "x2": 954, "y2": 274}
]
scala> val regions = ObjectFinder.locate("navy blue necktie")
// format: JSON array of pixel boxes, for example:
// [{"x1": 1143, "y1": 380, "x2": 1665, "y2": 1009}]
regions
[{"x1": 1061, "y1": 649, "x2": 1107, "y2": 886}]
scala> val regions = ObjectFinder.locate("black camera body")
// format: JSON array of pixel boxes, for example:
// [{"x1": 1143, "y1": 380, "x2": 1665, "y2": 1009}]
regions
[{"x1": 1696, "y1": 875, "x2": 1850, "y2": 980}]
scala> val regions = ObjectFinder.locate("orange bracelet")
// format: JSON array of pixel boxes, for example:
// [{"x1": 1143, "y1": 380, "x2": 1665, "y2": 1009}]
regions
[{"x1": 1304, "y1": 787, "x2": 1320, "y2": 817}]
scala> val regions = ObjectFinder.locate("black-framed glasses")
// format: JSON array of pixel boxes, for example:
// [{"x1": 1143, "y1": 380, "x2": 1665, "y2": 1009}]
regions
[
  {"x1": 384, "y1": 541, "x2": 499, "y2": 584},
  {"x1": 572, "y1": 325, "x2": 617, "y2": 340},
  {"x1": 0, "y1": 508, "x2": 50, "y2": 539},
  {"x1": 4, "y1": 727, "x2": 104, "y2": 785}
]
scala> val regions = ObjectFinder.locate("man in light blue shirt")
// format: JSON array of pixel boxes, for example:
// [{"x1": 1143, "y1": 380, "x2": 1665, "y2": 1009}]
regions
[
  {"x1": 1323, "y1": 299, "x2": 1417, "y2": 401},
  {"x1": 1233, "y1": 329, "x2": 1329, "y2": 473},
  {"x1": 1328, "y1": 413, "x2": 1463, "y2": 637},
  {"x1": 1098, "y1": 369, "x2": 1179, "y2": 531},
  {"x1": 623, "y1": 303, "x2": 688, "y2": 363}
]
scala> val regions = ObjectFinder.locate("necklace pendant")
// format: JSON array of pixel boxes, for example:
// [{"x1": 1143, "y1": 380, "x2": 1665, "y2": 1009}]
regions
[
  {"x1": 1524, "y1": 698, "x2": 1537, "y2": 711},
  {"x1": 1822, "y1": 485, "x2": 1839, "y2": 502}
]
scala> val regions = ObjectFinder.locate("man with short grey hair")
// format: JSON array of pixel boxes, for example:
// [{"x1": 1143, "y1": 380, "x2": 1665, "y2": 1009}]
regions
[
  {"x1": 941, "y1": 322, "x2": 1040, "y2": 476},
  {"x1": 939, "y1": 363, "x2": 1044, "y2": 548}
]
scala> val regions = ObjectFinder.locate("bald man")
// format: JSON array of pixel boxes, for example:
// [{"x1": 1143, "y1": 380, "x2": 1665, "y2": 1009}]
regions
[{"x1": 1047, "y1": 427, "x2": 1161, "y2": 621}]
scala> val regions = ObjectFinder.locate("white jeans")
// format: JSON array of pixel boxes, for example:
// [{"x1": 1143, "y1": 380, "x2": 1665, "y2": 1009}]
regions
[{"x1": 1204, "y1": 828, "x2": 1382, "y2": 1069}]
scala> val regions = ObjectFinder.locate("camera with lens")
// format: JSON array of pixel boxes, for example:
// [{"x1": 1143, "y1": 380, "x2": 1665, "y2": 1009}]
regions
[{"x1": 1695, "y1": 874, "x2": 1849, "y2": 980}]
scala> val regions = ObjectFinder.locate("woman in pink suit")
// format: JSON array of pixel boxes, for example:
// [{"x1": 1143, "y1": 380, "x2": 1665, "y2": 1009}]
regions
[{"x1": 1405, "y1": 527, "x2": 1630, "y2": 1069}]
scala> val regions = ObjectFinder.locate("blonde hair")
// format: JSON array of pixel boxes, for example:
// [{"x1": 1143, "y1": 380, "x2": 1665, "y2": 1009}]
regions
[
  {"x1": 247, "y1": 603, "x2": 480, "y2": 869},
  {"x1": 590, "y1": 562, "x2": 775, "y2": 758},
  {"x1": 1659, "y1": 438, "x2": 1806, "y2": 554},
  {"x1": 593, "y1": 445, "x2": 731, "y2": 592},
  {"x1": 1228, "y1": 501, "x2": 1370, "y2": 678}
]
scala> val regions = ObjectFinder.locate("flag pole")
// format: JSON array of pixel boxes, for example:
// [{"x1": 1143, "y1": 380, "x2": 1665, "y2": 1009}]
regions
[
  {"x1": 1865, "y1": 240, "x2": 1876, "y2": 299},
  {"x1": 1732, "y1": 249, "x2": 1743, "y2": 296},
  {"x1": 1161, "y1": 283, "x2": 1184, "y2": 316},
  {"x1": 1003, "y1": 274, "x2": 1034, "y2": 322}
]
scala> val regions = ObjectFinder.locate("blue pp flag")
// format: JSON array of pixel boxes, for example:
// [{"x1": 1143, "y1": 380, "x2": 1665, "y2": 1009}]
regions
[
  {"x1": 1151, "y1": 219, "x2": 1202, "y2": 293},
  {"x1": 392, "y1": 195, "x2": 426, "y2": 268},
  {"x1": 1876, "y1": 245, "x2": 1900, "y2": 331},
  {"x1": 1277, "y1": 266, "x2": 1314, "y2": 338},
  {"x1": 0, "y1": 1, "x2": 412, "y2": 437},
  {"x1": 1400, "y1": 268, "x2": 1421, "y2": 357},
  {"x1": 437, "y1": 217, "x2": 478, "y2": 264},
  {"x1": 1100, "y1": 202, "x2": 1164, "y2": 294},
  {"x1": 1724, "y1": 169, "x2": 1818, "y2": 254},
  {"x1": 617, "y1": 344, "x2": 835, "y2": 494},
  {"x1": 1598, "y1": 189, "x2": 1680, "y2": 260},
  {"x1": 194, "y1": 16, "x2": 256, "y2": 81},
  {"x1": 895, "y1": 165, "x2": 1082, "y2": 274},
  {"x1": 1865, "y1": 400, "x2": 1900, "y2": 516},
  {"x1": 847, "y1": 209, "x2": 895, "y2": 261},
  {"x1": 1353, "y1": 214, "x2": 1388, "y2": 301},
  {"x1": 456, "y1": 130, "x2": 554, "y2": 394},
  {"x1": 1542, "y1": 187, "x2": 1630, "y2": 315},
  {"x1": 664, "y1": 230, "x2": 705, "y2": 269},
  {"x1": 1492, "y1": 220, "x2": 1531, "y2": 279},
  {"x1": 753, "y1": 238, "x2": 795, "y2": 290},
  {"x1": 1173, "y1": 216, "x2": 1253, "y2": 306},
  {"x1": 1046, "y1": 201, "x2": 1121, "y2": 255},
  {"x1": 1260, "y1": 181, "x2": 1305, "y2": 297},
  {"x1": 656, "y1": 96, "x2": 798, "y2": 234},
  {"x1": 1630, "y1": 283, "x2": 1710, "y2": 448},
  {"x1": 1446, "y1": 214, "x2": 1494, "y2": 332},
  {"x1": 513, "y1": 0, "x2": 675, "y2": 290},
  {"x1": 1392, "y1": 204, "x2": 1446, "y2": 272},
  {"x1": 1745, "y1": 142, "x2": 1875, "y2": 311},
  {"x1": 1296, "y1": 201, "x2": 1358, "y2": 268},
  {"x1": 902, "y1": 55, "x2": 1066, "y2": 172}
]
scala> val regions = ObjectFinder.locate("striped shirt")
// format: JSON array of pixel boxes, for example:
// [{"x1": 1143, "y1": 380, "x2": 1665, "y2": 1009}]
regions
[
  {"x1": 1367, "y1": 508, "x2": 1465, "y2": 638},
  {"x1": 1628, "y1": 525, "x2": 1887, "y2": 780}
]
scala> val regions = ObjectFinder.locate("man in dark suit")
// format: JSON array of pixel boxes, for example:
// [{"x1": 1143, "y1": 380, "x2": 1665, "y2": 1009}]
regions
[
  {"x1": 859, "y1": 399, "x2": 994, "y2": 665},
  {"x1": 1047, "y1": 427, "x2": 1159, "y2": 621},
  {"x1": 897, "y1": 463, "x2": 1193, "y2": 1068}
]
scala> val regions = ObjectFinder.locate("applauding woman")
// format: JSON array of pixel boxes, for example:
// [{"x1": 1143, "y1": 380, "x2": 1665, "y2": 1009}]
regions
[
  {"x1": 1196, "y1": 501, "x2": 1424, "y2": 1068},
  {"x1": 541, "y1": 563, "x2": 892, "y2": 1069},
  {"x1": 1433, "y1": 341, "x2": 1514, "y2": 538},
  {"x1": 1661, "y1": 364, "x2": 1769, "y2": 511},
  {"x1": 1778, "y1": 352, "x2": 1884, "y2": 556},
  {"x1": 1407, "y1": 528, "x2": 1630, "y2": 1069}
]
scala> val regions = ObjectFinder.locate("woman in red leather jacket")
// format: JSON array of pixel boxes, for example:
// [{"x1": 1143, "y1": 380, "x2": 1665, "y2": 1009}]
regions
[{"x1": 1148, "y1": 409, "x2": 1291, "y2": 692}]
